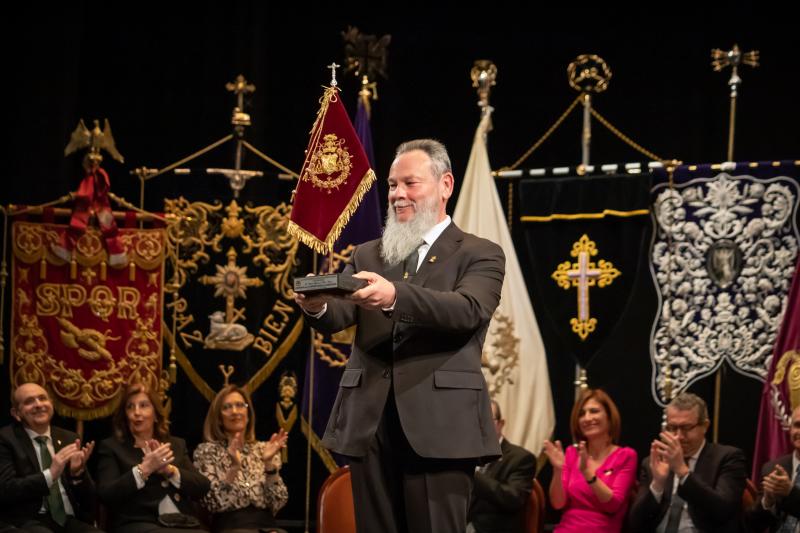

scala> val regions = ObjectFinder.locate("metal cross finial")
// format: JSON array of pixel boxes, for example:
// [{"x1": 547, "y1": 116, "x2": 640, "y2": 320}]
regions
[
  {"x1": 328, "y1": 62, "x2": 340, "y2": 87},
  {"x1": 710, "y1": 44, "x2": 759, "y2": 161}
]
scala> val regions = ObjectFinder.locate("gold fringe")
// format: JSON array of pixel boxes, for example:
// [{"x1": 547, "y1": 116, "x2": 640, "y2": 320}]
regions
[
  {"x1": 40, "y1": 258, "x2": 47, "y2": 279},
  {"x1": 50, "y1": 389, "x2": 124, "y2": 421},
  {"x1": 129, "y1": 262, "x2": 135, "y2": 282},
  {"x1": 70, "y1": 259, "x2": 77, "y2": 279},
  {"x1": 300, "y1": 415, "x2": 338, "y2": 473},
  {"x1": 521, "y1": 208, "x2": 650, "y2": 223},
  {"x1": 100, "y1": 261, "x2": 107, "y2": 281},
  {"x1": 287, "y1": 168, "x2": 378, "y2": 253}
]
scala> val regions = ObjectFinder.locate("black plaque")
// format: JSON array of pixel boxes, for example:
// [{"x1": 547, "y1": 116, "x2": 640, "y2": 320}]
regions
[{"x1": 293, "y1": 273, "x2": 368, "y2": 296}]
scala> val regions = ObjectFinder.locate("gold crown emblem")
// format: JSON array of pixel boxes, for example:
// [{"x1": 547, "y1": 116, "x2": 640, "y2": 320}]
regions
[{"x1": 302, "y1": 133, "x2": 353, "y2": 193}]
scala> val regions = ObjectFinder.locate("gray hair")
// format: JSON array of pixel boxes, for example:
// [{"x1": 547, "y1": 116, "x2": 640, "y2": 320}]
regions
[
  {"x1": 668, "y1": 392, "x2": 709, "y2": 423},
  {"x1": 395, "y1": 138, "x2": 452, "y2": 179}
]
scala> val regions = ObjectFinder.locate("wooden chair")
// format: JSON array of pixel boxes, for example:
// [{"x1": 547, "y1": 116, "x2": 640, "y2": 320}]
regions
[
  {"x1": 317, "y1": 466, "x2": 356, "y2": 533},
  {"x1": 742, "y1": 477, "x2": 758, "y2": 509},
  {"x1": 524, "y1": 478, "x2": 546, "y2": 533}
]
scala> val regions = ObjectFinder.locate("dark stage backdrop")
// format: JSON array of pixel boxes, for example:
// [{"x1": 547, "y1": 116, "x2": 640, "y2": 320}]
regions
[{"x1": 2, "y1": 3, "x2": 799, "y2": 525}]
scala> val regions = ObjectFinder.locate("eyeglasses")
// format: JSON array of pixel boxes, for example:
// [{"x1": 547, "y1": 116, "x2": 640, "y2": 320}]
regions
[
  {"x1": 221, "y1": 401, "x2": 249, "y2": 412},
  {"x1": 664, "y1": 422, "x2": 702, "y2": 434}
]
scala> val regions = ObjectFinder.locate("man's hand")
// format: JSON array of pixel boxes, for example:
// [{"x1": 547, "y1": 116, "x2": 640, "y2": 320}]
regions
[
  {"x1": 349, "y1": 271, "x2": 396, "y2": 310},
  {"x1": 293, "y1": 274, "x2": 331, "y2": 314},
  {"x1": 763, "y1": 464, "x2": 793, "y2": 502},
  {"x1": 69, "y1": 440, "x2": 95, "y2": 476},
  {"x1": 50, "y1": 441, "x2": 81, "y2": 480},
  {"x1": 653, "y1": 431, "x2": 688, "y2": 478},
  {"x1": 648, "y1": 440, "x2": 671, "y2": 491}
]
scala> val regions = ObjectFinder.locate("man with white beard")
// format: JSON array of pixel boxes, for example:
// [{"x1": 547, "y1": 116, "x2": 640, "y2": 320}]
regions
[{"x1": 295, "y1": 139, "x2": 505, "y2": 533}]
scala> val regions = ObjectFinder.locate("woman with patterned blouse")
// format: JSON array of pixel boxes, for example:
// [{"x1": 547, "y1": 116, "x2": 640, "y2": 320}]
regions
[{"x1": 193, "y1": 385, "x2": 288, "y2": 533}]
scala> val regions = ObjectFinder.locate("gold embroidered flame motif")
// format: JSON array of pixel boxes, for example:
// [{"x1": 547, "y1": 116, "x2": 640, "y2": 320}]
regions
[{"x1": 302, "y1": 134, "x2": 352, "y2": 193}]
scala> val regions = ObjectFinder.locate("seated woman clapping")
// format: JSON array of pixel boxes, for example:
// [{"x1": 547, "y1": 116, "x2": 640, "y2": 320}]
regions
[
  {"x1": 96, "y1": 382, "x2": 210, "y2": 533},
  {"x1": 543, "y1": 388, "x2": 637, "y2": 533},
  {"x1": 193, "y1": 385, "x2": 288, "y2": 533}
]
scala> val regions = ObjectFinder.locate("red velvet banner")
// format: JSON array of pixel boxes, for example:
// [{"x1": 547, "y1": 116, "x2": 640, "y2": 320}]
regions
[
  {"x1": 753, "y1": 255, "x2": 800, "y2": 478},
  {"x1": 288, "y1": 86, "x2": 376, "y2": 253},
  {"x1": 11, "y1": 221, "x2": 166, "y2": 419}
]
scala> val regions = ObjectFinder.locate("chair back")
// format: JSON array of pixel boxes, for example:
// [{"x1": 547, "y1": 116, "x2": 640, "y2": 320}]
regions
[
  {"x1": 523, "y1": 478, "x2": 546, "y2": 533},
  {"x1": 317, "y1": 466, "x2": 356, "y2": 533},
  {"x1": 742, "y1": 477, "x2": 758, "y2": 509}
]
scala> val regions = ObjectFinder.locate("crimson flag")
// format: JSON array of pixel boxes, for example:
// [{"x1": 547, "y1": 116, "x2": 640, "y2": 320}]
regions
[
  {"x1": 752, "y1": 255, "x2": 800, "y2": 479},
  {"x1": 288, "y1": 86, "x2": 377, "y2": 252}
]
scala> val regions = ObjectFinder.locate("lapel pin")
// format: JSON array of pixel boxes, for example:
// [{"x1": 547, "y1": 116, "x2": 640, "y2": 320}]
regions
[{"x1": 428, "y1": 256, "x2": 437, "y2": 263}]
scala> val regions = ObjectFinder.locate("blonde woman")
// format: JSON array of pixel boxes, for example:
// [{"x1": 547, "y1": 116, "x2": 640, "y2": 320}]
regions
[{"x1": 193, "y1": 385, "x2": 288, "y2": 533}]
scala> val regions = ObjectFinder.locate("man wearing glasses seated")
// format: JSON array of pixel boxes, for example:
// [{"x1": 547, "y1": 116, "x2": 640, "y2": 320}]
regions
[{"x1": 628, "y1": 392, "x2": 746, "y2": 533}]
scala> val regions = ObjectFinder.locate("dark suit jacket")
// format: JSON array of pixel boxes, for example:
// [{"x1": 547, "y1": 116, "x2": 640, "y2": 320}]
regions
[
  {"x1": 0, "y1": 422, "x2": 96, "y2": 525},
  {"x1": 313, "y1": 222, "x2": 505, "y2": 460},
  {"x1": 745, "y1": 453, "x2": 800, "y2": 533},
  {"x1": 468, "y1": 438, "x2": 536, "y2": 533},
  {"x1": 628, "y1": 442, "x2": 746, "y2": 533},
  {"x1": 96, "y1": 436, "x2": 210, "y2": 529}
]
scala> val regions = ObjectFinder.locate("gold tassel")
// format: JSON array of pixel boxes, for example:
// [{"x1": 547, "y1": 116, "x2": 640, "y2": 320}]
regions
[
  {"x1": 129, "y1": 262, "x2": 135, "y2": 282},
  {"x1": 169, "y1": 360, "x2": 177, "y2": 383},
  {"x1": 40, "y1": 258, "x2": 47, "y2": 279},
  {"x1": 100, "y1": 261, "x2": 107, "y2": 281},
  {"x1": 70, "y1": 260, "x2": 77, "y2": 280}
]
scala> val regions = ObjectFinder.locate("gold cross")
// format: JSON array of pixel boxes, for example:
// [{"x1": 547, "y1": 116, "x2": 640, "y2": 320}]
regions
[
  {"x1": 199, "y1": 247, "x2": 264, "y2": 323},
  {"x1": 551, "y1": 234, "x2": 620, "y2": 340},
  {"x1": 81, "y1": 267, "x2": 97, "y2": 286}
]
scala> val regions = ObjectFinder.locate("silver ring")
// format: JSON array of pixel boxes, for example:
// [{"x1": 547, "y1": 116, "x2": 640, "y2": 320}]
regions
[{"x1": 161, "y1": 458, "x2": 167, "y2": 463}]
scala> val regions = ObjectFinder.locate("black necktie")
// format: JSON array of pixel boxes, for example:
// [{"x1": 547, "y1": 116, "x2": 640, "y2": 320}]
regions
[
  {"x1": 664, "y1": 490, "x2": 684, "y2": 533},
  {"x1": 403, "y1": 246, "x2": 421, "y2": 280}
]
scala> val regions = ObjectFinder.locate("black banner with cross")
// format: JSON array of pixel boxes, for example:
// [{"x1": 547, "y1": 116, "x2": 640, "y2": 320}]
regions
[{"x1": 517, "y1": 173, "x2": 654, "y2": 370}]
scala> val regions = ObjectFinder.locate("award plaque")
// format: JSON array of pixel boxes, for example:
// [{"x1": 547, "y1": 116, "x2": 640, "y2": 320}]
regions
[{"x1": 293, "y1": 273, "x2": 368, "y2": 296}]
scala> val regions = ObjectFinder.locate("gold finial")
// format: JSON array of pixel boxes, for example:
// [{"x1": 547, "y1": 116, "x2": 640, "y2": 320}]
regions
[
  {"x1": 358, "y1": 75, "x2": 378, "y2": 118},
  {"x1": 567, "y1": 54, "x2": 612, "y2": 94},
  {"x1": 327, "y1": 62, "x2": 341, "y2": 87},
  {"x1": 470, "y1": 60, "x2": 497, "y2": 109},
  {"x1": 65, "y1": 118, "x2": 125, "y2": 172},
  {"x1": 574, "y1": 368, "x2": 589, "y2": 390},
  {"x1": 225, "y1": 74, "x2": 255, "y2": 127},
  {"x1": 219, "y1": 364, "x2": 234, "y2": 386}
]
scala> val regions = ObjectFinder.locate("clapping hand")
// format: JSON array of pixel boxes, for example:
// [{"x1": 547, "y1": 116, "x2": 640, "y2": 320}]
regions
[
  {"x1": 648, "y1": 440, "x2": 671, "y2": 491},
  {"x1": 577, "y1": 441, "x2": 594, "y2": 478},
  {"x1": 653, "y1": 431, "x2": 688, "y2": 477},
  {"x1": 69, "y1": 440, "x2": 95, "y2": 476},
  {"x1": 140, "y1": 440, "x2": 173, "y2": 478},
  {"x1": 762, "y1": 463, "x2": 792, "y2": 507},
  {"x1": 228, "y1": 431, "x2": 244, "y2": 468},
  {"x1": 261, "y1": 429, "x2": 288, "y2": 467},
  {"x1": 543, "y1": 440, "x2": 566, "y2": 470},
  {"x1": 50, "y1": 440, "x2": 82, "y2": 480}
]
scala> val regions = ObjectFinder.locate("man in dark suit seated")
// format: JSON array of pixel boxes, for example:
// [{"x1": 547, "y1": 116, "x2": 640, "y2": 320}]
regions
[
  {"x1": 467, "y1": 400, "x2": 536, "y2": 533},
  {"x1": 295, "y1": 139, "x2": 505, "y2": 533},
  {"x1": 746, "y1": 404, "x2": 800, "y2": 532},
  {"x1": 0, "y1": 383, "x2": 101, "y2": 533},
  {"x1": 628, "y1": 392, "x2": 746, "y2": 533}
]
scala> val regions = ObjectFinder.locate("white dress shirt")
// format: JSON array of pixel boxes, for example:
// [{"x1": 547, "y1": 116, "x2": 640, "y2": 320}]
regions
[{"x1": 24, "y1": 427, "x2": 76, "y2": 516}]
